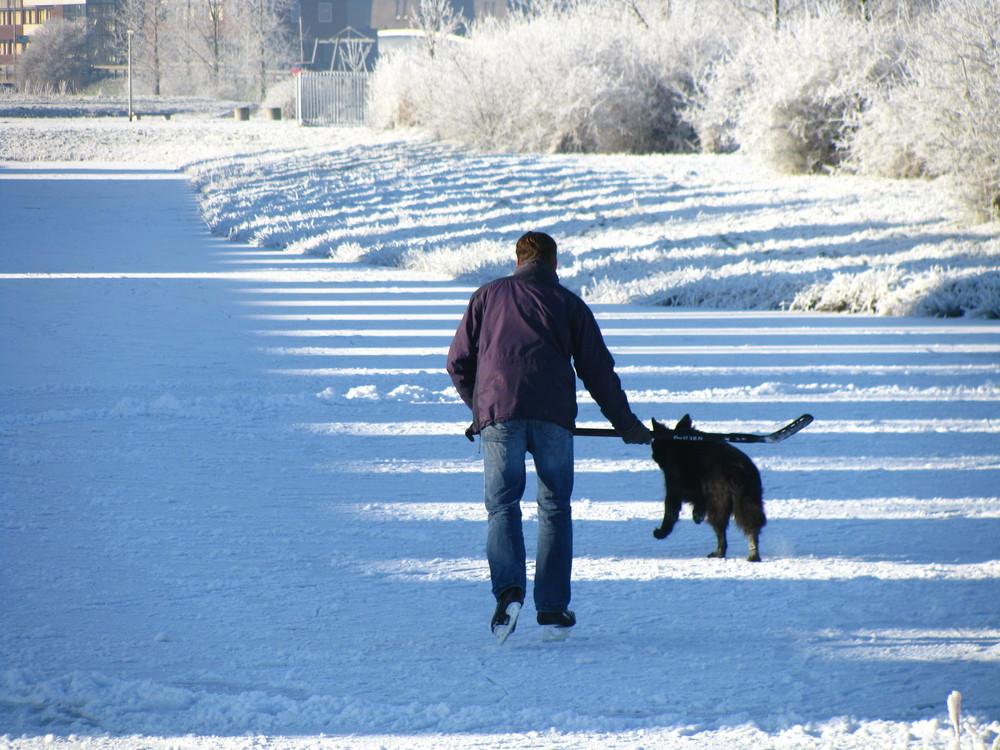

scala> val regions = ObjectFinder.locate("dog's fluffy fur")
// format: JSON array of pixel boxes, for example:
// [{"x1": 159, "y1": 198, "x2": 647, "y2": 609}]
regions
[{"x1": 651, "y1": 415, "x2": 766, "y2": 562}]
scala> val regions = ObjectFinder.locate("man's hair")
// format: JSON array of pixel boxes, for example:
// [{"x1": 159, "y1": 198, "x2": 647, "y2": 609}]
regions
[{"x1": 516, "y1": 231, "x2": 557, "y2": 267}]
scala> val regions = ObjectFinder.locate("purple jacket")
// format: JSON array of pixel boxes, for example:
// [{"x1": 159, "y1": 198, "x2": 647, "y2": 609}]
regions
[{"x1": 447, "y1": 261, "x2": 640, "y2": 434}]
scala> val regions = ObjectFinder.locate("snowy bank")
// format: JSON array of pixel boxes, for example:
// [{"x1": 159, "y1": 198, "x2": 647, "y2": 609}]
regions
[
  {"x1": 2, "y1": 112, "x2": 998, "y2": 317},
  {"x1": 183, "y1": 129, "x2": 1000, "y2": 317}
]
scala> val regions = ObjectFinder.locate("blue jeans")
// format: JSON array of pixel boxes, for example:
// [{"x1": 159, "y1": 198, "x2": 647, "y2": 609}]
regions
[{"x1": 481, "y1": 419, "x2": 574, "y2": 613}]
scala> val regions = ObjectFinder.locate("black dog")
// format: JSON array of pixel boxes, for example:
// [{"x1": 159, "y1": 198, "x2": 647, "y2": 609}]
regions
[{"x1": 651, "y1": 415, "x2": 766, "y2": 562}]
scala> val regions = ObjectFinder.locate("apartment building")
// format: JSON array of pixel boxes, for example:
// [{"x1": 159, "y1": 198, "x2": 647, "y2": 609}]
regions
[
  {"x1": 1, "y1": 0, "x2": 120, "y2": 83},
  {"x1": 1, "y1": 0, "x2": 83, "y2": 80}
]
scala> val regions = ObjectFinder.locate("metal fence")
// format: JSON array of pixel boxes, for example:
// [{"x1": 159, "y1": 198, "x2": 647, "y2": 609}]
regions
[{"x1": 295, "y1": 71, "x2": 371, "y2": 127}]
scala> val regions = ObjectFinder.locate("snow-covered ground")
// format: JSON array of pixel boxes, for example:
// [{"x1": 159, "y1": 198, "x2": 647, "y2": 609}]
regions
[
  {"x1": 3, "y1": 113, "x2": 998, "y2": 318},
  {"x1": 1, "y1": 113, "x2": 999, "y2": 749}
]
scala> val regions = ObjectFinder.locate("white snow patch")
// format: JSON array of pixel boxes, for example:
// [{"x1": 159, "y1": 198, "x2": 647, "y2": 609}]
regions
[{"x1": 2, "y1": 119, "x2": 998, "y2": 750}]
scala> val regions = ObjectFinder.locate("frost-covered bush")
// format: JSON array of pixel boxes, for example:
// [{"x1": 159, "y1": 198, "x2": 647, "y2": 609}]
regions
[
  {"x1": 790, "y1": 266, "x2": 1000, "y2": 317},
  {"x1": 370, "y1": 41, "x2": 446, "y2": 131},
  {"x1": 399, "y1": 238, "x2": 513, "y2": 283},
  {"x1": 734, "y1": 7, "x2": 903, "y2": 174},
  {"x1": 15, "y1": 19, "x2": 94, "y2": 94},
  {"x1": 370, "y1": 0, "x2": 725, "y2": 153},
  {"x1": 685, "y1": 46, "x2": 744, "y2": 154},
  {"x1": 848, "y1": 0, "x2": 1000, "y2": 221},
  {"x1": 261, "y1": 77, "x2": 297, "y2": 119},
  {"x1": 370, "y1": 0, "x2": 997, "y2": 218},
  {"x1": 845, "y1": 88, "x2": 931, "y2": 179},
  {"x1": 697, "y1": 7, "x2": 905, "y2": 173}
]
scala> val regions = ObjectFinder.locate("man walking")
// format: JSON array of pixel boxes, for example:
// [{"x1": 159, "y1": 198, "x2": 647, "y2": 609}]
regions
[{"x1": 447, "y1": 231, "x2": 652, "y2": 644}]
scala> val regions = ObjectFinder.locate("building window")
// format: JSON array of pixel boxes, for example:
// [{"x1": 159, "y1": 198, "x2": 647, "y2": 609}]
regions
[{"x1": 317, "y1": 2, "x2": 332, "y2": 24}]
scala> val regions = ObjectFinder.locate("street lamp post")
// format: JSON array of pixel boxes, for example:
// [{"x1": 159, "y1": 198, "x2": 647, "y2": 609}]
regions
[{"x1": 127, "y1": 29, "x2": 133, "y2": 121}]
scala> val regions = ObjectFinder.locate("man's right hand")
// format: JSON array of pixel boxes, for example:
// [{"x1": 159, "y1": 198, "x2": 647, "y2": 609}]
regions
[{"x1": 621, "y1": 420, "x2": 653, "y2": 445}]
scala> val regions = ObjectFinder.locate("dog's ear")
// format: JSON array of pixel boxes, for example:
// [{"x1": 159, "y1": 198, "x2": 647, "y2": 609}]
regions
[
  {"x1": 675, "y1": 414, "x2": 692, "y2": 431},
  {"x1": 651, "y1": 419, "x2": 668, "y2": 434}
]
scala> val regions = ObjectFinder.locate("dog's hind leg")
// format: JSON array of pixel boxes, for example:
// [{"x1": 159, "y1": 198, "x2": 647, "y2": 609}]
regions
[
  {"x1": 702, "y1": 487, "x2": 732, "y2": 559},
  {"x1": 734, "y1": 493, "x2": 765, "y2": 563},
  {"x1": 707, "y1": 521, "x2": 728, "y2": 558}
]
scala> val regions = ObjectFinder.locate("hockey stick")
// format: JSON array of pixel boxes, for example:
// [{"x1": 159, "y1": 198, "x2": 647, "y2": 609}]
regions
[{"x1": 573, "y1": 414, "x2": 814, "y2": 444}]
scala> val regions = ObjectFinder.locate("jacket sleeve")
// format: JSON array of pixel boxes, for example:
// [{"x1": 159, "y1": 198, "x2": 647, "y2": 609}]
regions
[
  {"x1": 446, "y1": 294, "x2": 481, "y2": 412},
  {"x1": 570, "y1": 301, "x2": 640, "y2": 432}
]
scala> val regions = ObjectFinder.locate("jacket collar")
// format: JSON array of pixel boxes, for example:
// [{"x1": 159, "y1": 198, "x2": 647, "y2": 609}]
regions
[{"x1": 513, "y1": 260, "x2": 559, "y2": 285}]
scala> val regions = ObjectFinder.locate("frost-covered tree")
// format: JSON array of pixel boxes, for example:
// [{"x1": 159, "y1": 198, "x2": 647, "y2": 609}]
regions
[
  {"x1": 16, "y1": 18, "x2": 93, "y2": 93},
  {"x1": 159, "y1": 0, "x2": 294, "y2": 99},
  {"x1": 695, "y1": 5, "x2": 906, "y2": 172},
  {"x1": 227, "y1": 0, "x2": 295, "y2": 99},
  {"x1": 169, "y1": 0, "x2": 229, "y2": 96},
  {"x1": 409, "y1": 0, "x2": 466, "y2": 58},
  {"x1": 848, "y1": 0, "x2": 1000, "y2": 221},
  {"x1": 898, "y1": 0, "x2": 999, "y2": 220},
  {"x1": 116, "y1": 0, "x2": 170, "y2": 94},
  {"x1": 725, "y1": 0, "x2": 787, "y2": 31}
]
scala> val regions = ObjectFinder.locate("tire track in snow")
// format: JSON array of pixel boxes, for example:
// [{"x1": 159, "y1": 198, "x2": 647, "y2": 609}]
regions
[
  {"x1": 350, "y1": 498, "x2": 1000, "y2": 521},
  {"x1": 298, "y1": 419, "x2": 1000, "y2": 436},
  {"x1": 325, "y1": 456, "x2": 1000, "y2": 473},
  {"x1": 356, "y1": 556, "x2": 1000, "y2": 583},
  {"x1": 301, "y1": 381, "x2": 1000, "y2": 404},
  {"x1": 254, "y1": 325, "x2": 1000, "y2": 337},
  {"x1": 264, "y1": 343, "x2": 1000, "y2": 356}
]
